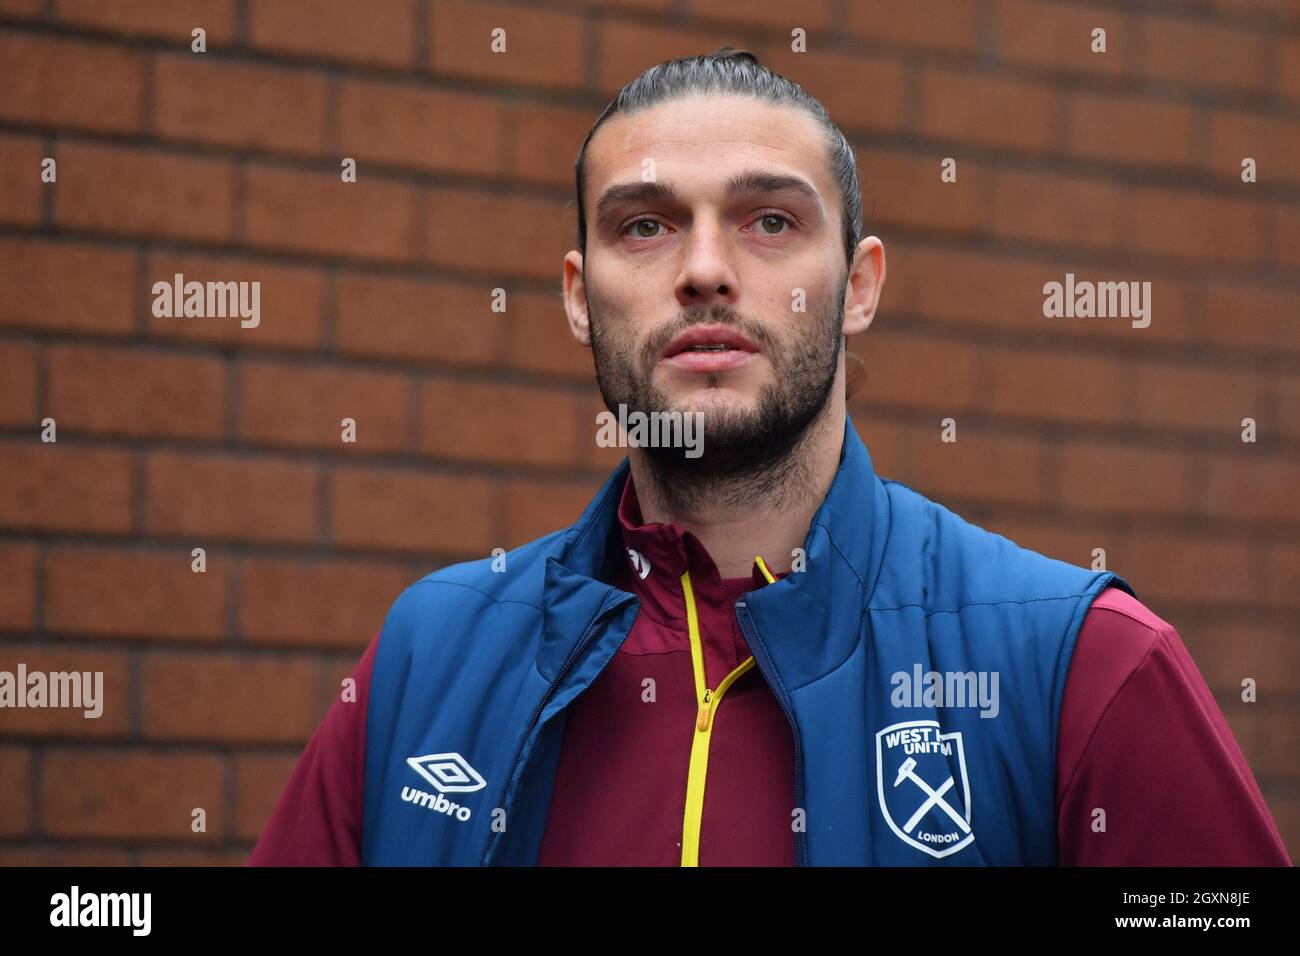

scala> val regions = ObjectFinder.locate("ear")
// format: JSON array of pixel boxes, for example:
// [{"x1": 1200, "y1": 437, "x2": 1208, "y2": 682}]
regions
[
  {"x1": 842, "y1": 236, "x2": 885, "y2": 337},
  {"x1": 562, "y1": 249, "x2": 592, "y2": 347}
]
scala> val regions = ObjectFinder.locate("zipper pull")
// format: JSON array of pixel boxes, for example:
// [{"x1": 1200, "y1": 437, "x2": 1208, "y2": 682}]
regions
[{"x1": 697, "y1": 689, "x2": 713, "y2": 732}]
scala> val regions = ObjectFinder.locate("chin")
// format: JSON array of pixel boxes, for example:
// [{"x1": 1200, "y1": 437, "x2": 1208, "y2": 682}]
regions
[{"x1": 667, "y1": 388, "x2": 759, "y2": 421}]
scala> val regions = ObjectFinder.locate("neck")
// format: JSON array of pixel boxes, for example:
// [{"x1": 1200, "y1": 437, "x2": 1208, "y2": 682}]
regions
[{"x1": 628, "y1": 399, "x2": 846, "y2": 579}]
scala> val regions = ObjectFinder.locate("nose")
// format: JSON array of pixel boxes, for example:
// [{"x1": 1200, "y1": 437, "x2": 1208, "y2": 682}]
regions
[{"x1": 674, "y1": 216, "x2": 740, "y2": 309}]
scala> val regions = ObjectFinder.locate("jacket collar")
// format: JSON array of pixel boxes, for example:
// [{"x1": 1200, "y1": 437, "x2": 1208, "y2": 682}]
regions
[{"x1": 537, "y1": 413, "x2": 888, "y2": 688}]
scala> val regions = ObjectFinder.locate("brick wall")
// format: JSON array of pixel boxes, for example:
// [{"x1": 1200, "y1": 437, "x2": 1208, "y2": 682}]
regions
[{"x1": 0, "y1": 0, "x2": 1295, "y2": 865}]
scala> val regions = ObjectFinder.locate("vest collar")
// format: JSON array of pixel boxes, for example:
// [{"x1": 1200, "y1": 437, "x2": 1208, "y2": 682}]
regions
[{"x1": 537, "y1": 413, "x2": 888, "y2": 688}]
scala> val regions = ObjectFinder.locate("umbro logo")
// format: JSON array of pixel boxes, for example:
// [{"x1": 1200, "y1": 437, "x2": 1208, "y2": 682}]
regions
[
  {"x1": 407, "y1": 752, "x2": 487, "y2": 793},
  {"x1": 400, "y1": 752, "x2": 486, "y2": 823}
]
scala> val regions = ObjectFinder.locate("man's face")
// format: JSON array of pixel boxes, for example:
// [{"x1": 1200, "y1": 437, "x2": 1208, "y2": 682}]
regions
[{"x1": 572, "y1": 94, "x2": 850, "y2": 476}]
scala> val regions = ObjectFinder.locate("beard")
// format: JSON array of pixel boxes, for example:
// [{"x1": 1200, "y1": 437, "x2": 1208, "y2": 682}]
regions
[{"x1": 587, "y1": 272, "x2": 847, "y2": 510}]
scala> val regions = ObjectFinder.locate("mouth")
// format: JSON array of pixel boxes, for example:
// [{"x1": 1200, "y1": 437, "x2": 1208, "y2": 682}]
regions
[{"x1": 660, "y1": 325, "x2": 761, "y2": 373}]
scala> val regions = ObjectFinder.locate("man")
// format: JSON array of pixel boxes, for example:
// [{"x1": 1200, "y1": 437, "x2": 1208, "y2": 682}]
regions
[{"x1": 251, "y1": 49, "x2": 1289, "y2": 867}]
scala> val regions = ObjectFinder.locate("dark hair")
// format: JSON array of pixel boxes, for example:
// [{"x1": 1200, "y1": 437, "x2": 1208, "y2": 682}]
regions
[{"x1": 574, "y1": 46, "x2": 864, "y2": 266}]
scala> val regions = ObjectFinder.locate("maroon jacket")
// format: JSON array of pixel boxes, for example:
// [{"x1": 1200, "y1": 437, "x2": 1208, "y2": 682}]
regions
[{"x1": 250, "y1": 477, "x2": 1291, "y2": 866}]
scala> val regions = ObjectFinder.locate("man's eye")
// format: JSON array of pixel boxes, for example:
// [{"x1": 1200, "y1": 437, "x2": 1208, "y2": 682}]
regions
[
  {"x1": 626, "y1": 219, "x2": 664, "y2": 239},
  {"x1": 755, "y1": 213, "x2": 791, "y2": 235}
]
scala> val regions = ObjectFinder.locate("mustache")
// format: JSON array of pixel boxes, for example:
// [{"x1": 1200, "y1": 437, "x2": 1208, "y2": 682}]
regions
[{"x1": 638, "y1": 305, "x2": 777, "y2": 368}]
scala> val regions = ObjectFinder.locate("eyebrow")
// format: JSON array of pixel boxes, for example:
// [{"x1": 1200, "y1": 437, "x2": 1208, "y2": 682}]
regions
[{"x1": 593, "y1": 170, "x2": 825, "y2": 230}]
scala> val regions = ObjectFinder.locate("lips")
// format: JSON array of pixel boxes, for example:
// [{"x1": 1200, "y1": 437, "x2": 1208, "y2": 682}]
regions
[{"x1": 661, "y1": 325, "x2": 761, "y2": 359}]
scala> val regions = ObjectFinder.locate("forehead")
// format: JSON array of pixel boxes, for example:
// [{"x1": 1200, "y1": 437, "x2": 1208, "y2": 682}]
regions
[{"x1": 584, "y1": 93, "x2": 835, "y2": 203}]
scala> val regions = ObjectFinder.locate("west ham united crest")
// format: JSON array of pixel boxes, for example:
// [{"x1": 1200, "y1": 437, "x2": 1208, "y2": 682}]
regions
[{"x1": 876, "y1": 719, "x2": 975, "y2": 858}]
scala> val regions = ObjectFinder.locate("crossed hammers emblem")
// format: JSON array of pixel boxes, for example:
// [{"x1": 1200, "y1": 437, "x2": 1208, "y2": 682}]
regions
[{"x1": 893, "y1": 755, "x2": 972, "y2": 835}]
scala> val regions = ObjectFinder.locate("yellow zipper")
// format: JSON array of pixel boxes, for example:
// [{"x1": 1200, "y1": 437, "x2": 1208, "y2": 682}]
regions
[{"x1": 679, "y1": 556, "x2": 778, "y2": 867}]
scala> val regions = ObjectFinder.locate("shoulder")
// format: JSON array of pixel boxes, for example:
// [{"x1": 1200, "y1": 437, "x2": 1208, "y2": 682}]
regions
[
  {"x1": 876, "y1": 478, "x2": 1114, "y2": 610},
  {"x1": 1058, "y1": 587, "x2": 1183, "y2": 782},
  {"x1": 379, "y1": 529, "x2": 566, "y2": 644}
]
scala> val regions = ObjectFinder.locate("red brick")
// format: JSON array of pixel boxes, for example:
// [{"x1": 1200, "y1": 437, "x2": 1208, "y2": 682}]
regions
[
  {"x1": 144, "y1": 452, "x2": 318, "y2": 545},
  {"x1": 1229, "y1": 705, "x2": 1296, "y2": 780},
  {"x1": 890, "y1": 244, "x2": 1196, "y2": 345},
  {"x1": 0, "y1": 846, "x2": 132, "y2": 866},
  {"x1": 1210, "y1": 0, "x2": 1300, "y2": 23},
  {"x1": 142, "y1": 651, "x2": 321, "y2": 743},
  {"x1": 583, "y1": 390, "x2": 627, "y2": 472},
  {"x1": 1201, "y1": 455, "x2": 1300, "y2": 523},
  {"x1": 857, "y1": 147, "x2": 981, "y2": 236},
  {"x1": 329, "y1": 466, "x2": 495, "y2": 555},
  {"x1": 153, "y1": 55, "x2": 329, "y2": 155},
  {"x1": 981, "y1": 347, "x2": 1130, "y2": 427},
  {"x1": 54, "y1": 0, "x2": 238, "y2": 42},
  {"x1": 244, "y1": 165, "x2": 418, "y2": 263},
  {"x1": 239, "y1": 361, "x2": 411, "y2": 453},
  {"x1": 1272, "y1": 375, "x2": 1300, "y2": 440},
  {"x1": 0, "y1": 239, "x2": 136, "y2": 336},
  {"x1": 0, "y1": 644, "x2": 130, "y2": 737},
  {"x1": 1059, "y1": 443, "x2": 1196, "y2": 516},
  {"x1": 46, "y1": 547, "x2": 229, "y2": 641},
  {"x1": 503, "y1": 476, "x2": 602, "y2": 546},
  {"x1": 1132, "y1": 363, "x2": 1263, "y2": 434},
  {"x1": 248, "y1": 0, "x2": 416, "y2": 68},
  {"x1": 0, "y1": 0, "x2": 44, "y2": 15},
  {"x1": 986, "y1": 168, "x2": 1120, "y2": 248},
  {"x1": 0, "y1": 341, "x2": 37, "y2": 426},
  {"x1": 1208, "y1": 112, "x2": 1300, "y2": 186},
  {"x1": 1264, "y1": 545, "x2": 1300, "y2": 609},
  {"x1": 1064, "y1": 93, "x2": 1198, "y2": 169},
  {"x1": 761, "y1": 47, "x2": 907, "y2": 135},
  {"x1": 0, "y1": 745, "x2": 30, "y2": 835},
  {"x1": 239, "y1": 557, "x2": 410, "y2": 648},
  {"x1": 908, "y1": 429, "x2": 1050, "y2": 508},
  {"x1": 687, "y1": 0, "x2": 831, "y2": 31},
  {"x1": 54, "y1": 142, "x2": 236, "y2": 242},
  {"x1": 851, "y1": 415, "x2": 910, "y2": 478},
  {"x1": 509, "y1": 101, "x2": 598, "y2": 187},
  {"x1": 0, "y1": 133, "x2": 44, "y2": 225},
  {"x1": 432, "y1": 0, "x2": 586, "y2": 90},
  {"x1": 504, "y1": 291, "x2": 592, "y2": 380},
  {"x1": 0, "y1": 544, "x2": 37, "y2": 630},
  {"x1": 234, "y1": 753, "x2": 298, "y2": 840},
  {"x1": 146, "y1": 252, "x2": 326, "y2": 351},
  {"x1": 335, "y1": 273, "x2": 503, "y2": 367},
  {"x1": 844, "y1": 0, "x2": 980, "y2": 54},
  {"x1": 339, "y1": 79, "x2": 503, "y2": 175},
  {"x1": 42, "y1": 748, "x2": 225, "y2": 840},
  {"x1": 1109, "y1": 531, "x2": 1257, "y2": 605},
  {"x1": 1141, "y1": 16, "x2": 1272, "y2": 94},
  {"x1": 595, "y1": 20, "x2": 747, "y2": 94},
  {"x1": 420, "y1": 379, "x2": 582, "y2": 468},
  {"x1": 1275, "y1": 203, "x2": 1300, "y2": 269},
  {"x1": 49, "y1": 345, "x2": 225, "y2": 440},
  {"x1": 853, "y1": 329, "x2": 981, "y2": 413},
  {"x1": 918, "y1": 68, "x2": 1058, "y2": 153},
  {"x1": 424, "y1": 188, "x2": 571, "y2": 280},
  {"x1": 0, "y1": 33, "x2": 145, "y2": 132},
  {"x1": 0, "y1": 446, "x2": 132, "y2": 534},
  {"x1": 1182, "y1": 620, "x2": 1300, "y2": 691},
  {"x1": 981, "y1": 515, "x2": 1118, "y2": 571},
  {"x1": 1121, "y1": 187, "x2": 1265, "y2": 265},
  {"x1": 1202, "y1": 283, "x2": 1300, "y2": 352},
  {"x1": 1283, "y1": 36, "x2": 1300, "y2": 102},
  {"x1": 138, "y1": 848, "x2": 249, "y2": 866},
  {"x1": 996, "y1": 0, "x2": 1131, "y2": 76}
]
